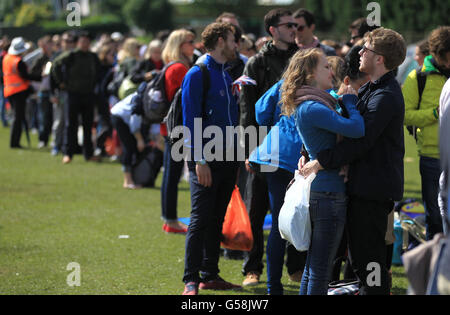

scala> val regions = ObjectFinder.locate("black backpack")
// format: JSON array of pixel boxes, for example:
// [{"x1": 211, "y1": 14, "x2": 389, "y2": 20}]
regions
[
  {"x1": 164, "y1": 63, "x2": 210, "y2": 144},
  {"x1": 141, "y1": 61, "x2": 181, "y2": 123},
  {"x1": 406, "y1": 67, "x2": 444, "y2": 141},
  {"x1": 131, "y1": 145, "x2": 164, "y2": 188}
]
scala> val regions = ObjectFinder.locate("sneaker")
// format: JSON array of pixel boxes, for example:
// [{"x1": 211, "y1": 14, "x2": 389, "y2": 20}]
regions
[
  {"x1": 182, "y1": 282, "x2": 198, "y2": 295},
  {"x1": 243, "y1": 272, "x2": 260, "y2": 286},
  {"x1": 51, "y1": 147, "x2": 60, "y2": 156},
  {"x1": 37, "y1": 141, "x2": 46, "y2": 149},
  {"x1": 288, "y1": 270, "x2": 302, "y2": 283},
  {"x1": 162, "y1": 223, "x2": 188, "y2": 234},
  {"x1": 199, "y1": 276, "x2": 242, "y2": 291}
]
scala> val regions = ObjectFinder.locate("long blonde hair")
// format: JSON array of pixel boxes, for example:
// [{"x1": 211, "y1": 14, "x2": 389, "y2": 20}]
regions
[
  {"x1": 280, "y1": 48, "x2": 324, "y2": 117},
  {"x1": 162, "y1": 29, "x2": 195, "y2": 67}
]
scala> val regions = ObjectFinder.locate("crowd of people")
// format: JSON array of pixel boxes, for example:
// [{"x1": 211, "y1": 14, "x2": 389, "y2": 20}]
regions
[{"x1": 1, "y1": 8, "x2": 449, "y2": 296}]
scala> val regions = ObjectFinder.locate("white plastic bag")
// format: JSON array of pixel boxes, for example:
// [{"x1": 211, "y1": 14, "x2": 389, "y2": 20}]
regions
[{"x1": 278, "y1": 171, "x2": 316, "y2": 251}]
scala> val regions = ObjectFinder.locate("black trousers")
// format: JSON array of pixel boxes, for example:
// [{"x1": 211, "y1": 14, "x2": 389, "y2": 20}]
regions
[
  {"x1": 347, "y1": 196, "x2": 393, "y2": 295},
  {"x1": 9, "y1": 91, "x2": 28, "y2": 148},
  {"x1": 183, "y1": 161, "x2": 239, "y2": 283},
  {"x1": 38, "y1": 94, "x2": 53, "y2": 145},
  {"x1": 63, "y1": 92, "x2": 94, "y2": 160}
]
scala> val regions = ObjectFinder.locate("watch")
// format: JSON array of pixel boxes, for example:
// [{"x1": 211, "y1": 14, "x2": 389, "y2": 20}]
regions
[{"x1": 196, "y1": 159, "x2": 207, "y2": 166}]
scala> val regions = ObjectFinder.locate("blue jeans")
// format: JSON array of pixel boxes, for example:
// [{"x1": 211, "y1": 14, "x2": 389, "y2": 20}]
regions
[
  {"x1": 300, "y1": 191, "x2": 347, "y2": 295},
  {"x1": 161, "y1": 137, "x2": 184, "y2": 222},
  {"x1": 183, "y1": 161, "x2": 238, "y2": 283},
  {"x1": 265, "y1": 168, "x2": 294, "y2": 295},
  {"x1": 420, "y1": 156, "x2": 443, "y2": 240}
]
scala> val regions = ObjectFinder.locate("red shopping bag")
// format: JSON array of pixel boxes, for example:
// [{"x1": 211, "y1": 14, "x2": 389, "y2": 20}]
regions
[{"x1": 221, "y1": 185, "x2": 253, "y2": 251}]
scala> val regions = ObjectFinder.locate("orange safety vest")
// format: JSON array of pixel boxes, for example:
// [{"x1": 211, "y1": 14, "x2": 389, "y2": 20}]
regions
[{"x1": 2, "y1": 54, "x2": 30, "y2": 98}]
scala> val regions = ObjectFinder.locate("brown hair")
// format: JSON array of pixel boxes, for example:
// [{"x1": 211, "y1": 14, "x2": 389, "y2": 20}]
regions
[
  {"x1": 327, "y1": 56, "x2": 346, "y2": 90},
  {"x1": 417, "y1": 39, "x2": 429, "y2": 56},
  {"x1": 98, "y1": 43, "x2": 115, "y2": 64},
  {"x1": 281, "y1": 48, "x2": 325, "y2": 117},
  {"x1": 364, "y1": 27, "x2": 406, "y2": 71},
  {"x1": 201, "y1": 22, "x2": 234, "y2": 52},
  {"x1": 428, "y1": 26, "x2": 450, "y2": 63}
]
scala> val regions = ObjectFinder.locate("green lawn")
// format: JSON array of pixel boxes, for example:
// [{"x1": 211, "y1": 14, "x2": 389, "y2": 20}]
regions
[{"x1": 0, "y1": 126, "x2": 420, "y2": 295}]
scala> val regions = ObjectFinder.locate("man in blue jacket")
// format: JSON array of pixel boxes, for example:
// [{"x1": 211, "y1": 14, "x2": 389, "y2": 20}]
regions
[
  {"x1": 181, "y1": 22, "x2": 241, "y2": 295},
  {"x1": 300, "y1": 28, "x2": 407, "y2": 295}
]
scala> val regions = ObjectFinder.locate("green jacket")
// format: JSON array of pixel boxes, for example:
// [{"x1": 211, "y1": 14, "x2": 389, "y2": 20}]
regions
[
  {"x1": 51, "y1": 49, "x2": 100, "y2": 94},
  {"x1": 403, "y1": 56, "x2": 447, "y2": 159}
]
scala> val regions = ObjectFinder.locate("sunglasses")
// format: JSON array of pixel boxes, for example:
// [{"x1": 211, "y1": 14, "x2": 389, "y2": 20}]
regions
[
  {"x1": 361, "y1": 45, "x2": 384, "y2": 56},
  {"x1": 276, "y1": 22, "x2": 298, "y2": 29},
  {"x1": 297, "y1": 25, "x2": 308, "y2": 32},
  {"x1": 183, "y1": 40, "x2": 195, "y2": 45}
]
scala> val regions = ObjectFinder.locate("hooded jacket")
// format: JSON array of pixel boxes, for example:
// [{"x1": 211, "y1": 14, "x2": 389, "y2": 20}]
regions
[
  {"x1": 182, "y1": 54, "x2": 238, "y2": 162},
  {"x1": 403, "y1": 55, "x2": 449, "y2": 159}
]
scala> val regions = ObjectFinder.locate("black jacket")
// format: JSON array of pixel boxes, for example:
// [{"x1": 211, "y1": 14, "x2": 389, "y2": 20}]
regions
[
  {"x1": 239, "y1": 41, "x2": 297, "y2": 158},
  {"x1": 239, "y1": 40, "x2": 297, "y2": 129},
  {"x1": 317, "y1": 71, "x2": 405, "y2": 201}
]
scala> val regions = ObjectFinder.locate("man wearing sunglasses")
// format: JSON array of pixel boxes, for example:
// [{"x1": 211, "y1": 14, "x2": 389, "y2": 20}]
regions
[
  {"x1": 239, "y1": 8, "x2": 302, "y2": 288},
  {"x1": 293, "y1": 8, "x2": 336, "y2": 57}
]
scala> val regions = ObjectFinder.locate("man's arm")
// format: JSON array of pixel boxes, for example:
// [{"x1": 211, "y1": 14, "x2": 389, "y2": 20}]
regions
[{"x1": 317, "y1": 91, "x2": 399, "y2": 169}]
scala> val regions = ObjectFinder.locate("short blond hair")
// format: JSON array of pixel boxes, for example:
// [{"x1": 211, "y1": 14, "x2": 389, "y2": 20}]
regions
[
  {"x1": 161, "y1": 29, "x2": 195, "y2": 66},
  {"x1": 364, "y1": 27, "x2": 406, "y2": 71}
]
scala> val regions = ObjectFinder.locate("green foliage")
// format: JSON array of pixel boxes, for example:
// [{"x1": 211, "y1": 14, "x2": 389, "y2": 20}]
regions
[
  {"x1": 188, "y1": 0, "x2": 258, "y2": 20},
  {"x1": 123, "y1": 0, "x2": 174, "y2": 34},
  {"x1": 295, "y1": 0, "x2": 448, "y2": 41},
  {"x1": 41, "y1": 14, "x2": 129, "y2": 36},
  {"x1": 10, "y1": 2, "x2": 53, "y2": 27}
]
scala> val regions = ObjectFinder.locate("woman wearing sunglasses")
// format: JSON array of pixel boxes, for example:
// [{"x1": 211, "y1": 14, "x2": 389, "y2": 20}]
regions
[{"x1": 160, "y1": 29, "x2": 196, "y2": 234}]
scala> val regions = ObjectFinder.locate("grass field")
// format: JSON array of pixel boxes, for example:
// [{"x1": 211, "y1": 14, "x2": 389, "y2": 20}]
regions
[{"x1": 0, "y1": 126, "x2": 421, "y2": 295}]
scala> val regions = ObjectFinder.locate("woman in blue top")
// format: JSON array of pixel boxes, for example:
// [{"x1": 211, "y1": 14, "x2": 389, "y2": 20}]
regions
[
  {"x1": 248, "y1": 80, "x2": 307, "y2": 295},
  {"x1": 281, "y1": 48, "x2": 365, "y2": 295}
]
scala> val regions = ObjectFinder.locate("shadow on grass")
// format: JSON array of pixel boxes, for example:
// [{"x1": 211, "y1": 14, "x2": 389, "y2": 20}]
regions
[{"x1": 243, "y1": 282, "x2": 300, "y2": 295}]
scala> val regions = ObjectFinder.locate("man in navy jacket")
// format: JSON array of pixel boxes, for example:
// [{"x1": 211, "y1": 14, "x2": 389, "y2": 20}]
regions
[
  {"x1": 181, "y1": 22, "x2": 241, "y2": 295},
  {"x1": 300, "y1": 28, "x2": 406, "y2": 295}
]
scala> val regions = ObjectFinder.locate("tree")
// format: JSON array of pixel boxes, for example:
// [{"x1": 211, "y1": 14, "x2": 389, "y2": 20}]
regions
[
  {"x1": 123, "y1": 0, "x2": 174, "y2": 34},
  {"x1": 13, "y1": 2, "x2": 53, "y2": 27}
]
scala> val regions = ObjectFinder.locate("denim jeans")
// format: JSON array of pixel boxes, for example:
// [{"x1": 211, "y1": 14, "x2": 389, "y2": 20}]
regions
[
  {"x1": 420, "y1": 156, "x2": 443, "y2": 240},
  {"x1": 38, "y1": 94, "x2": 53, "y2": 145},
  {"x1": 265, "y1": 168, "x2": 307, "y2": 295},
  {"x1": 161, "y1": 137, "x2": 184, "y2": 222},
  {"x1": 300, "y1": 191, "x2": 347, "y2": 295},
  {"x1": 183, "y1": 161, "x2": 238, "y2": 283}
]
